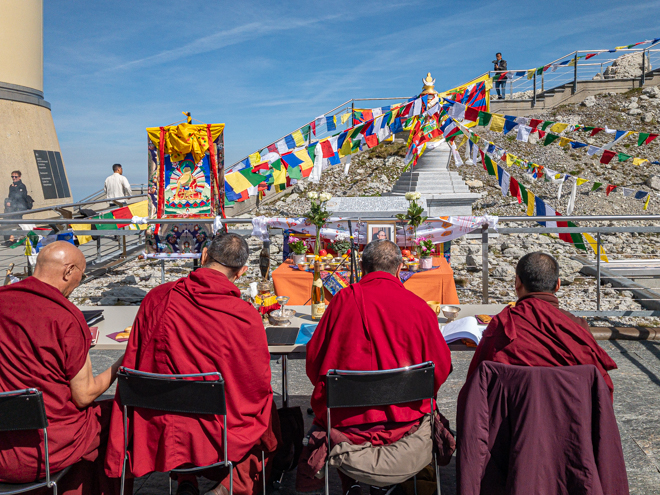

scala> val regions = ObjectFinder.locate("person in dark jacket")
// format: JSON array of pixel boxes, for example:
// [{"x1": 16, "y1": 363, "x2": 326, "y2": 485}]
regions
[
  {"x1": 5, "y1": 170, "x2": 30, "y2": 217},
  {"x1": 492, "y1": 52, "x2": 507, "y2": 99}
]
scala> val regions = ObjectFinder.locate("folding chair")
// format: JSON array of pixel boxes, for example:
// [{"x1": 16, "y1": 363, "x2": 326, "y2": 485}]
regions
[
  {"x1": 325, "y1": 361, "x2": 441, "y2": 495},
  {"x1": 0, "y1": 388, "x2": 72, "y2": 495},
  {"x1": 117, "y1": 367, "x2": 259, "y2": 495}
]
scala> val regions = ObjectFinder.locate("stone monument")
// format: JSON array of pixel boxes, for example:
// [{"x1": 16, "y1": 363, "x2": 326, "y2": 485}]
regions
[
  {"x1": 389, "y1": 73, "x2": 480, "y2": 216},
  {"x1": 325, "y1": 195, "x2": 428, "y2": 219}
]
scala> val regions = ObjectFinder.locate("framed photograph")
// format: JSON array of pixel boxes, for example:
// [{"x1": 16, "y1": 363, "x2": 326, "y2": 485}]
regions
[{"x1": 366, "y1": 222, "x2": 396, "y2": 243}]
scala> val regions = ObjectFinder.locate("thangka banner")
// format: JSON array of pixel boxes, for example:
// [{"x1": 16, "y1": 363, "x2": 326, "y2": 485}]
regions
[
  {"x1": 246, "y1": 215, "x2": 497, "y2": 245},
  {"x1": 146, "y1": 122, "x2": 224, "y2": 255}
]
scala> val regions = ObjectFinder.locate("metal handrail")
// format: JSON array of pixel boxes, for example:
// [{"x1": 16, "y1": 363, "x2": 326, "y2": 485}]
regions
[{"x1": 0, "y1": 193, "x2": 148, "y2": 219}]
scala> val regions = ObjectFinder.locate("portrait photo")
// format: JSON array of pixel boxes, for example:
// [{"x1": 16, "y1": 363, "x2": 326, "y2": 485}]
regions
[{"x1": 366, "y1": 222, "x2": 396, "y2": 243}]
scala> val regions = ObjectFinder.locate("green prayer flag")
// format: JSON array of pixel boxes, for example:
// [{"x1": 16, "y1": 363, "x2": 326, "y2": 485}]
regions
[
  {"x1": 638, "y1": 133, "x2": 650, "y2": 146},
  {"x1": 541, "y1": 121, "x2": 555, "y2": 131},
  {"x1": 239, "y1": 167, "x2": 267, "y2": 186},
  {"x1": 271, "y1": 158, "x2": 282, "y2": 171},
  {"x1": 95, "y1": 212, "x2": 118, "y2": 230},
  {"x1": 617, "y1": 153, "x2": 632, "y2": 162},
  {"x1": 567, "y1": 222, "x2": 587, "y2": 251},
  {"x1": 308, "y1": 144, "x2": 316, "y2": 163},
  {"x1": 591, "y1": 182, "x2": 603, "y2": 192},
  {"x1": 582, "y1": 126, "x2": 595, "y2": 133},
  {"x1": 543, "y1": 134, "x2": 560, "y2": 146},
  {"x1": 484, "y1": 154, "x2": 497, "y2": 177},
  {"x1": 519, "y1": 183, "x2": 528, "y2": 204},
  {"x1": 478, "y1": 111, "x2": 492, "y2": 127},
  {"x1": 301, "y1": 125, "x2": 311, "y2": 142},
  {"x1": 287, "y1": 164, "x2": 302, "y2": 180}
]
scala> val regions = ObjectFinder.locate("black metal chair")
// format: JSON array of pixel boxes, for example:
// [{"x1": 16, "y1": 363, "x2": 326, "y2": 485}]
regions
[
  {"x1": 325, "y1": 361, "x2": 441, "y2": 495},
  {"x1": 117, "y1": 367, "x2": 251, "y2": 495},
  {"x1": 0, "y1": 388, "x2": 72, "y2": 495}
]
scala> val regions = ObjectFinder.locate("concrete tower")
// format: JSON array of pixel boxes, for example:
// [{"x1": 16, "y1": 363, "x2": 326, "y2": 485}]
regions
[{"x1": 0, "y1": 0, "x2": 72, "y2": 212}]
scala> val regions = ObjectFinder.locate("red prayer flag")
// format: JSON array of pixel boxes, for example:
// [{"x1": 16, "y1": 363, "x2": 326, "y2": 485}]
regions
[
  {"x1": 363, "y1": 110, "x2": 373, "y2": 121},
  {"x1": 645, "y1": 133, "x2": 659, "y2": 145},
  {"x1": 112, "y1": 206, "x2": 132, "y2": 228},
  {"x1": 267, "y1": 144, "x2": 277, "y2": 153},
  {"x1": 310, "y1": 121, "x2": 316, "y2": 136},
  {"x1": 538, "y1": 130, "x2": 546, "y2": 139},
  {"x1": 586, "y1": 53, "x2": 597, "y2": 60},
  {"x1": 464, "y1": 107, "x2": 479, "y2": 122},
  {"x1": 600, "y1": 150, "x2": 616, "y2": 164},
  {"x1": 251, "y1": 162, "x2": 269, "y2": 173},
  {"x1": 555, "y1": 212, "x2": 573, "y2": 244},
  {"x1": 320, "y1": 139, "x2": 334, "y2": 158},
  {"x1": 606, "y1": 184, "x2": 617, "y2": 196},
  {"x1": 529, "y1": 119, "x2": 543, "y2": 129},
  {"x1": 509, "y1": 177, "x2": 522, "y2": 203},
  {"x1": 364, "y1": 135, "x2": 379, "y2": 148},
  {"x1": 590, "y1": 128, "x2": 604, "y2": 136}
]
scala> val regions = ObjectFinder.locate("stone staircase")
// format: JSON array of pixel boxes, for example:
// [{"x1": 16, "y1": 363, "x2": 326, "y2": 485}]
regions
[{"x1": 391, "y1": 169, "x2": 470, "y2": 195}]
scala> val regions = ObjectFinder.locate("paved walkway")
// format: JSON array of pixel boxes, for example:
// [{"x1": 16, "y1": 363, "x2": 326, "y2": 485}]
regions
[{"x1": 91, "y1": 340, "x2": 660, "y2": 494}]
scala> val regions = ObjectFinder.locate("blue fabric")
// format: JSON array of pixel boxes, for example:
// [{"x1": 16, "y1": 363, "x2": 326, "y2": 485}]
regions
[
  {"x1": 635, "y1": 191, "x2": 649, "y2": 200},
  {"x1": 535, "y1": 196, "x2": 547, "y2": 226},
  {"x1": 285, "y1": 134, "x2": 296, "y2": 149},
  {"x1": 390, "y1": 117, "x2": 403, "y2": 134},
  {"x1": 328, "y1": 152, "x2": 341, "y2": 166},
  {"x1": 503, "y1": 119, "x2": 518, "y2": 135},
  {"x1": 326, "y1": 116, "x2": 336, "y2": 131},
  {"x1": 296, "y1": 323, "x2": 317, "y2": 345},
  {"x1": 570, "y1": 141, "x2": 587, "y2": 149}
]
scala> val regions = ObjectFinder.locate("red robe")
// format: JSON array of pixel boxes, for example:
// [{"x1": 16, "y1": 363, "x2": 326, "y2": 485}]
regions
[
  {"x1": 306, "y1": 271, "x2": 452, "y2": 430},
  {"x1": 0, "y1": 277, "x2": 116, "y2": 494},
  {"x1": 104, "y1": 268, "x2": 273, "y2": 478},
  {"x1": 467, "y1": 292, "x2": 617, "y2": 398}
]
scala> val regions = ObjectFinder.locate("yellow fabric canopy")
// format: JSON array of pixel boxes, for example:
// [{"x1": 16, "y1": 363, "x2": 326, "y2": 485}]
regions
[{"x1": 147, "y1": 123, "x2": 225, "y2": 164}]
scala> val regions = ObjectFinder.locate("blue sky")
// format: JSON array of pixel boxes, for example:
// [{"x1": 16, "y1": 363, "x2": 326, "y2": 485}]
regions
[{"x1": 43, "y1": 0, "x2": 660, "y2": 199}]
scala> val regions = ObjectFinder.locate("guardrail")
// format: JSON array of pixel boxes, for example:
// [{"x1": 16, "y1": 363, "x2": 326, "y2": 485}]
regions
[
  {"x1": 488, "y1": 42, "x2": 660, "y2": 103},
  {"x1": 2, "y1": 214, "x2": 660, "y2": 320}
]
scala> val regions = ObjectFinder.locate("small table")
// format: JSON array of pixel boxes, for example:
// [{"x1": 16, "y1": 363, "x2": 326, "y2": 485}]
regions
[{"x1": 271, "y1": 257, "x2": 460, "y2": 306}]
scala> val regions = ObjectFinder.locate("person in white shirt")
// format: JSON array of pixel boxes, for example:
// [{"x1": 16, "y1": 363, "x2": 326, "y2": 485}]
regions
[{"x1": 104, "y1": 164, "x2": 132, "y2": 205}]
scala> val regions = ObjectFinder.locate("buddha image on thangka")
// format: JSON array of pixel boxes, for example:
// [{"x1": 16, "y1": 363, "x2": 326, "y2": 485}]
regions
[
  {"x1": 164, "y1": 154, "x2": 212, "y2": 215},
  {"x1": 145, "y1": 223, "x2": 213, "y2": 254}
]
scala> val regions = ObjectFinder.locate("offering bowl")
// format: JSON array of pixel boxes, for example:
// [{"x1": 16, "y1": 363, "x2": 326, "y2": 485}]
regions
[
  {"x1": 441, "y1": 305, "x2": 460, "y2": 322},
  {"x1": 408, "y1": 262, "x2": 420, "y2": 272},
  {"x1": 297, "y1": 262, "x2": 310, "y2": 270},
  {"x1": 269, "y1": 308, "x2": 296, "y2": 326}
]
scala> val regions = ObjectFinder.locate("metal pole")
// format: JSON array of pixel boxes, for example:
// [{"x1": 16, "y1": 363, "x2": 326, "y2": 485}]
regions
[
  {"x1": 96, "y1": 237, "x2": 101, "y2": 261},
  {"x1": 532, "y1": 72, "x2": 537, "y2": 108},
  {"x1": 541, "y1": 70, "x2": 544, "y2": 92},
  {"x1": 641, "y1": 50, "x2": 647, "y2": 87},
  {"x1": 351, "y1": 100, "x2": 355, "y2": 129},
  {"x1": 573, "y1": 52, "x2": 578, "y2": 94},
  {"x1": 161, "y1": 259, "x2": 165, "y2": 284},
  {"x1": 481, "y1": 224, "x2": 489, "y2": 304},
  {"x1": 281, "y1": 355, "x2": 288, "y2": 408},
  {"x1": 122, "y1": 232, "x2": 127, "y2": 258},
  {"x1": 596, "y1": 233, "x2": 601, "y2": 311}
]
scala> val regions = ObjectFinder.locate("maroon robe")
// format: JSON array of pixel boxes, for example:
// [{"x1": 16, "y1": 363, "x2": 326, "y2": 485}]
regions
[
  {"x1": 0, "y1": 277, "x2": 117, "y2": 495},
  {"x1": 467, "y1": 292, "x2": 617, "y2": 398},
  {"x1": 104, "y1": 268, "x2": 275, "y2": 494},
  {"x1": 306, "y1": 271, "x2": 452, "y2": 430}
]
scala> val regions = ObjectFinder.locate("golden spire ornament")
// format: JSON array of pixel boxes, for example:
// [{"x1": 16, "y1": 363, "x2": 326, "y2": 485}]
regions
[{"x1": 420, "y1": 72, "x2": 438, "y2": 96}]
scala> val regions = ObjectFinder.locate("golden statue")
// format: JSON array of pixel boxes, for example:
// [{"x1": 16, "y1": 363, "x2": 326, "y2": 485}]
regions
[{"x1": 174, "y1": 164, "x2": 203, "y2": 201}]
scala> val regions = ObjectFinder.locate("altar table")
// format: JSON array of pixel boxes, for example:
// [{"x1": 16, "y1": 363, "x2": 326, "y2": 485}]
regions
[{"x1": 271, "y1": 256, "x2": 460, "y2": 305}]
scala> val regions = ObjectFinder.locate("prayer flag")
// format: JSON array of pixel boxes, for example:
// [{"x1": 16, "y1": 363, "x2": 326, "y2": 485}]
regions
[
  {"x1": 638, "y1": 133, "x2": 659, "y2": 145},
  {"x1": 558, "y1": 137, "x2": 571, "y2": 148},
  {"x1": 506, "y1": 153, "x2": 516, "y2": 167},
  {"x1": 534, "y1": 197, "x2": 557, "y2": 228},
  {"x1": 606, "y1": 184, "x2": 617, "y2": 196},
  {"x1": 583, "y1": 232, "x2": 609, "y2": 262},
  {"x1": 276, "y1": 139, "x2": 288, "y2": 154},
  {"x1": 550, "y1": 123, "x2": 569, "y2": 133},
  {"x1": 529, "y1": 119, "x2": 543, "y2": 129},
  {"x1": 484, "y1": 154, "x2": 498, "y2": 178},
  {"x1": 543, "y1": 134, "x2": 560, "y2": 146},
  {"x1": 341, "y1": 112, "x2": 351, "y2": 124},
  {"x1": 526, "y1": 188, "x2": 535, "y2": 216},
  {"x1": 292, "y1": 130, "x2": 305, "y2": 147},
  {"x1": 503, "y1": 119, "x2": 518, "y2": 135},
  {"x1": 541, "y1": 121, "x2": 554, "y2": 131},
  {"x1": 570, "y1": 141, "x2": 587, "y2": 149},
  {"x1": 591, "y1": 182, "x2": 603, "y2": 192},
  {"x1": 557, "y1": 217, "x2": 587, "y2": 251},
  {"x1": 517, "y1": 125, "x2": 532, "y2": 142},
  {"x1": 633, "y1": 157, "x2": 649, "y2": 166},
  {"x1": 489, "y1": 114, "x2": 505, "y2": 133},
  {"x1": 590, "y1": 127, "x2": 604, "y2": 136},
  {"x1": 326, "y1": 115, "x2": 336, "y2": 131},
  {"x1": 464, "y1": 106, "x2": 479, "y2": 122},
  {"x1": 600, "y1": 150, "x2": 616, "y2": 164},
  {"x1": 248, "y1": 152, "x2": 261, "y2": 165},
  {"x1": 478, "y1": 111, "x2": 492, "y2": 127},
  {"x1": 498, "y1": 167, "x2": 509, "y2": 196},
  {"x1": 510, "y1": 177, "x2": 522, "y2": 203},
  {"x1": 617, "y1": 153, "x2": 632, "y2": 162},
  {"x1": 576, "y1": 178, "x2": 589, "y2": 186},
  {"x1": 285, "y1": 134, "x2": 296, "y2": 149},
  {"x1": 320, "y1": 139, "x2": 334, "y2": 158}
]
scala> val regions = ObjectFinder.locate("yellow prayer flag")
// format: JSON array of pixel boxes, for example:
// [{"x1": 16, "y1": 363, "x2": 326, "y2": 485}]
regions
[
  {"x1": 273, "y1": 164, "x2": 287, "y2": 187},
  {"x1": 567, "y1": 58, "x2": 577, "y2": 67},
  {"x1": 526, "y1": 191, "x2": 535, "y2": 216},
  {"x1": 550, "y1": 123, "x2": 569, "y2": 134},
  {"x1": 558, "y1": 137, "x2": 571, "y2": 147},
  {"x1": 457, "y1": 136, "x2": 468, "y2": 149},
  {"x1": 633, "y1": 157, "x2": 649, "y2": 166},
  {"x1": 341, "y1": 112, "x2": 351, "y2": 124},
  {"x1": 127, "y1": 200, "x2": 149, "y2": 230},
  {"x1": 225, "y1": 170, "x2": 254, "y2": 192},
  {"x1": 292, "y1": 130, "x2": 305, "y2": 147},
  {"x1": 74, "y1": 224, "x2": 93, "y2": 245},
  {"x1": 489, "y1": 114, "x2": 505, "y2": 133},
  {"x1": 294, "y1": 149, "x2": 314, "y2": 171},
  {"x1": 248, "y1": 152, "x2": 261, "y2": 165},
  {"x1": 583, "y1": 232, "x2": 609, "y2": 262},
  {"x1": 645, "y1": 193, "x2": 651, "y2": 210},
  {"x1": 506, "y1": 154, "x2": 516, "y2": 167},
  {"x1": 576, "y1": 178, "x2": 589, "y2": 186},
  {"x1": 527, "y1": 69, "x2": 535, "y2": 80},
  {"x1": 339, "y1": 137, "x2": 352, "y2": 157}
]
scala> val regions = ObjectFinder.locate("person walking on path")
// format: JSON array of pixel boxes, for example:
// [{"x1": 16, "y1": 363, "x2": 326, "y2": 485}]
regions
[
  {"x1": 493, "y1": 52, "x2": 507, "y2": 99},
  {"x1": 104, "y1": 164, "x2": 132, "y2": 205}
]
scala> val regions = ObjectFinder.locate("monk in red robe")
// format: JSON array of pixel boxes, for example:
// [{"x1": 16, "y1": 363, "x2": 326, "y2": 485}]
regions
[
  {"x1": 0, "y1": 241, "x2": 124, "y2": 495},
  {"x1": 297, "y1": 240, "x2": 452, "y2": 494},
  {"x1": 104, "y1": 233, "x2": 279, "y2": 495},
  {"x1": 467, "y1": 251, "x2": 617, "y2": 398}
]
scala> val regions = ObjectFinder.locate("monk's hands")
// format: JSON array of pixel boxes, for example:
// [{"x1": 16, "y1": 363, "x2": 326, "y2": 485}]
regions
[{"x1": 70, "y1": 353, "x2": 125, "y2": 408}]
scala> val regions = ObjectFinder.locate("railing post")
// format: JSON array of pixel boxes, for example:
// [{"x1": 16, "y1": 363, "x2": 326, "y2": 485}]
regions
[
  {"x1": 96, "y1": 237, "x2": 101, "y2": 261},
  {"x1": 541, "y1": 70, "x2": 544, "y2": 92},
  {"x1": 481, "y1": 224, "x2": 489, "y2": 304},
  {"x1": 532, "y1": 72, "x2": 537, "y2": 108},
  {"x1": 641, "y1": 50, "x2": 647, "y2": 87},
  {"x1": 351, "y1": 100, "x2": 355, "y2": 128},
  {"x1": 573, "y1": 52, "x2": 578, "y2": 94},
  {"x1": 596, "y1": 233, "x2": 601, "y2": 311}
]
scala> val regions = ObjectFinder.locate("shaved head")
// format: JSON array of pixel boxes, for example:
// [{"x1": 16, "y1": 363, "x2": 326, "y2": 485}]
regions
[
  {"x1": 361, "y1": 239, "x2": 403, "y2": 276},
  {"x1": 34, "y1": 241, "x2": 86, "y2": 297}
]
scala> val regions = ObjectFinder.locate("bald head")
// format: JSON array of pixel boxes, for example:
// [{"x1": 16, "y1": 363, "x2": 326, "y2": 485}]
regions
[
  {"x1": 34, "y1": 241, "x2": 86, "y2": 298},
  {"x1": 361, "y1": 239, "x2": 403, "y2": 276}
]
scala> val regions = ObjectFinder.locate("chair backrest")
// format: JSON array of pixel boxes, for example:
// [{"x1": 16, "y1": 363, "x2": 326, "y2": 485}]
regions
[
  {"x1": 326, "y1": 361, "x2": 435, "y2": 409},
  {"x1": 117, "y1": 367, "x2": 226, "y2": 416},
  {"x1": 0, "y1": 388, "x2": 48, "y2": 431}
]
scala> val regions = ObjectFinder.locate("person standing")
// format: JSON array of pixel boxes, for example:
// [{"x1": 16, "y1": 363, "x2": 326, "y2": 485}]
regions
[
  {"x1": 492, "y1": 52, "x2": 507, "y2": 100},
  {"x1": 103, "y1": 164, "x2": 132, "y2": 204},
  {"x1": 4, "y1": 170, "x2": 31, "y2": 216}
]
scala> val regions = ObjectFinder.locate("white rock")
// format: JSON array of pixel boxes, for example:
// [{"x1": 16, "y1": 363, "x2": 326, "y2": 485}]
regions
[
  {"x1": 646, "y1": 175, "x2": 660, "y2": 190},
  {"x1": 642, "y1": 85, "x2": 660, "y2": 98},
  {"x1": 581, "y1": 95, "x2": 597, "y2": 107},
  {"x1": 642, "y1": 112, "x2": 655, "y2": 123},
  {"x1": 603, "y1": 52, "x2": 651, "y2": 79},
  {"x1": 628, "y1": 108, "x2": 643, "y2": 116}
]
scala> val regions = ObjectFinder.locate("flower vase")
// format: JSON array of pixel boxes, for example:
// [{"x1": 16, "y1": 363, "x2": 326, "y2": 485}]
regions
[
  {"x1": 292, "y1": 254, "x2": 305, "y2": 264},
  {"x1": 420, "y1": 257, "x2": 433, "y2": 269}
]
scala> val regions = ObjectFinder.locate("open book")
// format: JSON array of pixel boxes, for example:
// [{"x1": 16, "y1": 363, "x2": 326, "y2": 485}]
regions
[{"x1": 441, "y1": 317, "x2": 487, "y2": 345}]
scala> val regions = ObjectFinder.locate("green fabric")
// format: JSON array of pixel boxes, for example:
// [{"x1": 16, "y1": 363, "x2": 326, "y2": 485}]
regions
[
  {"x1": 541, "y1": 121, "x2": 555, "y2": 131},
  {"x1": 239, "y1": 168, "x2": 267, "y2": 186},
  {"x1": 567, "y1": 222, "x2": 587, "y2": 251},
  {"x1": 638, "y1": 133, "x2": 650, "y2": 146},
  {"x1": 478, "y1": 111, "x2": 492, "y2": 127},
  {"x1": 582, "y1": 126, "x2": 595, "y2": 133},
  {"x1": 617, "y1": 153, "x2": 632, "y2": 162},
  {"x1": 95, "y1": 212, "x2": 118, "y2": 230},
  {"x1": 301, "y1": 125, "x2": 311, "y2": 142},
  {"x1": 308, "y1": 144, "x2": 316, "y2": 164},
  {"x1": 543, "y1": 134, "x2": 560, "y2": 146},
  {"x1": 287, "y1": 164, "x2": 302, "y2": 180},
  {"x1": 519, "y1": 183, "x2": 528, "y2": 204},
  {"x1": 591, "y1": 182, "x2": 603, "y2": 192},
  {"x1": 484, "y1": 154, "x2": 497, "y2": 177}
]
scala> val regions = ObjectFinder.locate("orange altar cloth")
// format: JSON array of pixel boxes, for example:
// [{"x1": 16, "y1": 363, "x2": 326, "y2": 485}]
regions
[{"x1": 271, "y1": 257, "x2": 459, "y2": 306}]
